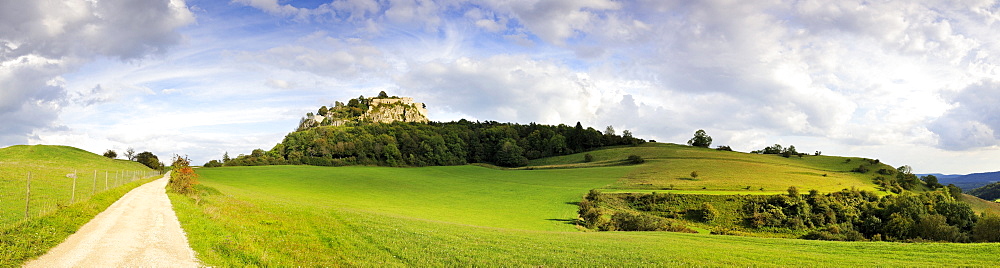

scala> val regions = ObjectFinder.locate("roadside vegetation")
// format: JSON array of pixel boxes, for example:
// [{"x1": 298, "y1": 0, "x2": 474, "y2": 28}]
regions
[{"x1": 0, "y1": 176, "x2": 157, "y2": 267}]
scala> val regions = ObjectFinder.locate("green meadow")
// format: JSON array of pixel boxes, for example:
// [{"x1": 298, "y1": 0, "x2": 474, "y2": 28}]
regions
[
  {"x1": 0, "y1": 145, "x2": 155, "y2": 227},
  {"x1": 174, "y1": 164, "x2": 1000, "y2": 266},
  {"x1": 531, "y1": 143, "x2": 887, "y2": 193}
]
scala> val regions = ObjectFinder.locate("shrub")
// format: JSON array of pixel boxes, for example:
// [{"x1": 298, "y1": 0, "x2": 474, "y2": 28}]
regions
[
  {"x1": 626, "y1": 155, "x2": 645, "y2": 164},
  {"x1": 852, "y1": 165, "x2": 870, "y2": 173},
  {"x1": 715, "y1": 145, "x2": 733, "y2": 151},
  {"x1": 610, "y1": 211, "x2": 695, "y2": 233},
  {"x1": 700, "y1": 203, "x2": 719, "y2": 223},
  {"x1": 584, "y1": 153, "x2": 594, "y2": 163},
  {"x1": 169, "y1": 156, "x2": 199, "y2": 195},
  {"x1": 690, "y1": 171, "x2": 699, "y2": 179},
  {"x1": 203, "y1": 160, "x2": 223, "y2": 168}
]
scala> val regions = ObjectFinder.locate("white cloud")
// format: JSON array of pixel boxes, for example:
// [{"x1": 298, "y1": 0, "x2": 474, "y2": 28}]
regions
[{"x1": 0, "y1": 0, "x2": 194, "y2": 144}]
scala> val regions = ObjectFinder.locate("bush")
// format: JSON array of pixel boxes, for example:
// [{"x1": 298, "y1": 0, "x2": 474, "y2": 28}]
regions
[
  {"x1": 169, "y1": 156, "x2": 199, "y2": 195},
  {"x1": 715, "y1": 145, "x2": 733, "y2": 151},
  {"x1": 203, "y1": 160, "x2": 223, "y2": 168},
  {"x1": 852, "y1": 165, "x2": 870, "y2": 173},
  {"x1": 584, "y1": 154, "x2": 594, "y2": 163},
  {"x1": 700, "y1": 203, "x2": 719, "y2": 223},
  {"x1": 610, "y1": 211, "x2": 695, "y2": 232},
  {"x1": 626, "y1": 155, "x2": 645, "y2": 164}
]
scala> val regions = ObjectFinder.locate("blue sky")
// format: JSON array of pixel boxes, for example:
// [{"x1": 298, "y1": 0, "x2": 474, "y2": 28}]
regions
[{"x1": 2, "y1": 0, "x2": 1000, "y2": 174}]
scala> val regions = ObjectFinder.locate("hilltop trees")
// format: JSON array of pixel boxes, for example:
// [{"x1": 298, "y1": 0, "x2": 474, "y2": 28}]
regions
[
  {"x1": 124, "y1": 147, "x2": 136, "y2": 161},
  {"x1": 135, "y1": 151, "x2": 163, "y2": 170},
  {"x1": 227, "y1": 120, "x2": 644, "y2": 168},
  {"x1": 103, "y1": 149, "x2": 117, "y2": 159},
  {"x1": 687, "y1": 129, "x2": 712, "y2": 148}
]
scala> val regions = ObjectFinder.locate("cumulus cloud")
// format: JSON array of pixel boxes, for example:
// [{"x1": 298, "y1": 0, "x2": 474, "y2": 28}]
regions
[
  {"x1": 398, "y1": 55, "x2": 604, "y2": 124},
  {"x1": 0, "y1": 0, "x2": 193, "y2": 145},
  {"x1": 234, "y1": 36, "x2": 390, "y2": 80},
  {"x1": 931, "y1": 80, "x2": 1000, "y2": 150}
]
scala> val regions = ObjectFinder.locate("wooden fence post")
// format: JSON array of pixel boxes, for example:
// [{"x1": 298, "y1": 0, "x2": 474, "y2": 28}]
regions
[
  {"x1": 92, "y1": 170, "x2": 98, "y2": 196},
  {"x1": 25, "y1": 172, "x2": 31, "y2": 219},
  {"x1": 71, "y1": 170, "x2": 77, "y2": 203}
]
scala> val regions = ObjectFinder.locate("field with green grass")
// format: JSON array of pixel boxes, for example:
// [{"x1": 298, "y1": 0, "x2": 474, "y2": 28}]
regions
[
  {"x1": 0, "y1": 145, "x2": 156, "y2": 227},
  {"x1": 531, "y1": 143, "x2": 890, "y2": 194},
  {"x1": 173, "y1": 164, "x2": 1000, "y2": 266}
]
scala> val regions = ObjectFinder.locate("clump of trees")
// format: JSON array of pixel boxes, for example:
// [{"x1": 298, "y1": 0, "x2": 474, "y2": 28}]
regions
[
  {"x1": 223, "y1": 120, "x2": 645, "y2": 168},
  {"x1": 580, "y1": 187, "x2": 1000, "y2": 243},
  {"x1": 203, "y1": 160, "x2": 223, "y2": 167},
  {"x1": 577, "y1": 190, "x2": 695, "y2": 232},
  {"x1": 750, "y1": 144, "x2": 806, "y2": 158},
  {"x1": 687, "y1": 129, "x2": 712, "y2": 148},
  {"x1": 743, "y1": 187, "x2": 980, "y2": 242},
  {"x1": 135, "y1": 151, "x2": 163, "y2": 170},
  {"x1": 109, "y1": 147, "x2": 163, "y2": 170}
]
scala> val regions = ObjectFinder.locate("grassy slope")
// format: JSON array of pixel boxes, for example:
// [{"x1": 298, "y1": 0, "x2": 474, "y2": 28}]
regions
[
  {"x1": 0, "y1": 145, "x2": 154, "y2": 226},
  {"x1": 174, "y1": 165, "x2": 1000, "y2": 266},
  {"x1": 531, "y1": 143, "x2": 889, "y2": 194}
]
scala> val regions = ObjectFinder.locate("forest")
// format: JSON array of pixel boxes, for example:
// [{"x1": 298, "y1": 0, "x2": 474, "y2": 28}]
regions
[{"x1": 219, "y1": 120, "x2": 644, "y2": 168}]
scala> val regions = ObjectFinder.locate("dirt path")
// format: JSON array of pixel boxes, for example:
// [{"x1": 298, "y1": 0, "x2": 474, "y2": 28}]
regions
[{"x1": 24, "y1": 172, "x2": 200, "y2": 267}]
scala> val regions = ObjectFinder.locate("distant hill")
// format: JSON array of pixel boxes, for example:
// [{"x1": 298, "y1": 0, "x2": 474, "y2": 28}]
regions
[
  {"x1": 921, "y1": 171, "x2": 1000, "y2": 191},
  {"x1": 968, "y1": 182, "x2": 1000, "y2": 202}
]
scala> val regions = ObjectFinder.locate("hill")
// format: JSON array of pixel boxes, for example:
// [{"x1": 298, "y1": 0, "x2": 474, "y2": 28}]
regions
[
  {"x1": 296, "y1": 93, "x2": 429, "y2": 131},
  {"x1": 529, "y1": 142, "x2": 895, "y2": 194},
  {"x1": 968, "y1": 182, "x2": 1000, "y2": 202},
  {"x1": 929, "y1": 171, "x2": 1000, "y2": 191},
  {"x1": 0, "y1": 145, "x2": 155, "y2": 226}
]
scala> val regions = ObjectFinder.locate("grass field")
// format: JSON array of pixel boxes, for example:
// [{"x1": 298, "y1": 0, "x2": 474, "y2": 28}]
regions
[
  {"x1": 0, "y1": 145, "x2": 156, "y2": 227},
  {"x1": 173, "y1": 165, "x2": 1000, "y2": 266},
  {"x1": 532, "y1": 143, "x2": 890, "y2": 193}
]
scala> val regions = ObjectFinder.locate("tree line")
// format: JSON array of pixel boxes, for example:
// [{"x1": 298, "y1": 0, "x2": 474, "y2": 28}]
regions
[
  {"x1": 579, "y1": 188, "x2": 1000, "y2": 243},
  {"x1": 215, "y1": 120, "x2": 645, "y2": 168},
  {"x1": 102, "y1": 147, "x2": 164, "y2": 170}
]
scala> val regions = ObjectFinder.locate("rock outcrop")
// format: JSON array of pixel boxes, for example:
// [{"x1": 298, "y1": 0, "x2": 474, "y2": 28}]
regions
[{"x1": 297, "y1": 95, "x2": 429, "y2": 130}]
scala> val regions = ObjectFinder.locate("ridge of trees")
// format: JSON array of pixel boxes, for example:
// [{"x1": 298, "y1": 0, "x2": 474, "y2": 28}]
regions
[
  {"x1": 968, "y1": 182, "x2": 1000, "y2": 201},
  {"x1": 580, "y1": 187, "x2": 1000, "y2": 242},
  {"x1": 216, "y1": 120, "x2": 645, "y2": 168}
]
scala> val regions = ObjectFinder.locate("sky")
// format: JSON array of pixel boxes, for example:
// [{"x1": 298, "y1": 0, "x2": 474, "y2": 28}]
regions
[{"x1": 2, "y1": 0, "x2": 999, "y2": 174}]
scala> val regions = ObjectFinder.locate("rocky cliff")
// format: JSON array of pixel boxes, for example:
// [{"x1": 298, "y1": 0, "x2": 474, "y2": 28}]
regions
[{"x1": 297, "y1": 95, "x2": 429, "y2": 131}]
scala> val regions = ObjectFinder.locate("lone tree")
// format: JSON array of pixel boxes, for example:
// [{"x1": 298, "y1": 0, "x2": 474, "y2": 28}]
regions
[
  {"x1": 124, "y1": 147, "x2": 136, "y2": 161},
  {"x1": 378, "y1": 90, "x2": 389, "y2": 98},
  {"x1": 687, "y1": 129, "x2": 713, "y2": 148},
  {"x1": 103, "y1": 149, "x2": 117, "y2": 159}
]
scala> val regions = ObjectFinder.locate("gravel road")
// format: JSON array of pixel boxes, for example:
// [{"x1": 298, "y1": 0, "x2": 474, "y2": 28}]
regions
[{"x1": 24, "y1": 172, "x2": 200, "y2": 267}]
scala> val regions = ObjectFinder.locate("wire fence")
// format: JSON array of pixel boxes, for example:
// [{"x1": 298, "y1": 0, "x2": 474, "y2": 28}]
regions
[{"x1": 0, "y1": 168, "x2": 164, "y2": 229}]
